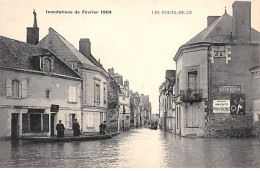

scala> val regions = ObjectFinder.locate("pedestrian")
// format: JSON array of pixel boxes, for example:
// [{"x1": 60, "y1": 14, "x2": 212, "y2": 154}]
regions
[
  {"x1": 72, "y1": 119, "x2": 80, "y2": 137},
  {"x1": 99, "y1": 122, "x2": 104, "y2": 135},
  {"x1": 102, "y1": 121, "x2": 107, "y2": 135},
  {"x1": 56, "y1": 120, "x2": 65, "y2": 138}
]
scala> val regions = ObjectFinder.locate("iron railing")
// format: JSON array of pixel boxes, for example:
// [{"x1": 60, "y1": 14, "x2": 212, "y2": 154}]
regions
[{"x1": 180, "y1": 89, "x2": 203, "y2": 102}]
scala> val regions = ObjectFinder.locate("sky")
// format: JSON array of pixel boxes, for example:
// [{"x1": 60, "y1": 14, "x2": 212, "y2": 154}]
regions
[{"x1": 0, "y1": 0, "x2": 260, "y2": 114}]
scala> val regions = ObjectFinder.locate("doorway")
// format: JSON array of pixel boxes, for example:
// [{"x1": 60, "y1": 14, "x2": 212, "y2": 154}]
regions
[
  {"x1": 51, "y1": 113, "x2": 55, "y2": 136},
  {"x1": 11, "y1": 113, "x2": 19, "y2": 139},
  {"x1": 30, "y1": 114, "x2": 41, "y2": 132}
]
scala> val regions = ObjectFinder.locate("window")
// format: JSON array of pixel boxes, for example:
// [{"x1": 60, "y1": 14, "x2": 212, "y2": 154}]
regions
[
  {"x1": 95, "y1": 84, "x2": 100, "y2": 104},
  {"x1": 12, "y1": 80, "x2": 20, "y2": 97},
  {"x1": 6, "y1": 78, "x2": 28, "y2": 98},
  {"x1": 41, "y1": 57, "x2": 54, "y2": 73},
  {"x1": 45, "y1": 90, "x2": 51, "y2": 99},
  {"x1": 103, "y1": 86, "x2": 106, "y2": 105},
  {"x1": 44, "y1": 58, "x2": 51, "y2": 73},
  {"x1": 71, "y1": 62, "x2": 77, "y2": 69},
  {"x1": 100, "y1": 112, "x2": 106, "y2": 123},
  {"x1": 188, "y1": 71, "x2": 198, "y2": 90},
  {"x1": 68, "y1": 86, "x2": 77, "y2": 103}
]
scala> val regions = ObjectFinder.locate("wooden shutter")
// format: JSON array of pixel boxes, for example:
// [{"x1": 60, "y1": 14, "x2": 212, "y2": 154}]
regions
[
  {"x1": 186, "y1": 106, "x2": 193, "y2": 127},
  {"x1": 68, "y1": 86, "x2": 72, "y2": 102},
  {"x1": 6, "y1": 78, "x2": 12, "y2": 97},
  {"x1": 73, "y1": 86, "x2": 77, "y2": 102},
  {"x1": 193, "y1": 105, "x2": 199, "y2": 127},
  {"x1": 21, "y1": 79, "x2": 28, "y2": 98}
]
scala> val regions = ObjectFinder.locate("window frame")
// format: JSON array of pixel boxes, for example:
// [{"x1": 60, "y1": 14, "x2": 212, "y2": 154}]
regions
[{"x1": 186, "y1": 66, "x2": 199, "y2": 90}]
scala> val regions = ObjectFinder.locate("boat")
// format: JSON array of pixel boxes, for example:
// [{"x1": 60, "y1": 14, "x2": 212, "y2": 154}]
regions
[
  {"x1": 149, "y1": 126, "x2": 158, "y2": 130},
  {"x1": 21, "y1": 132, "x2": 121, "y2": 143}
]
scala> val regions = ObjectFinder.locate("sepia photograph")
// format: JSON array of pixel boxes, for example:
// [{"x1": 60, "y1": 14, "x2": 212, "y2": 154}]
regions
[{"x1": 0, "y1": 0, "x2": 260, "y2": 168}]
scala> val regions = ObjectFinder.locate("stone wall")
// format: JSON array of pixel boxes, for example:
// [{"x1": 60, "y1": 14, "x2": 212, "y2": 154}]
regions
[
  {"x1": 207, "y1": 44, "x2": 260, "y2": 137},
  {"x1": 107, "y1": 76, "x2": 119, "y2": 133}
]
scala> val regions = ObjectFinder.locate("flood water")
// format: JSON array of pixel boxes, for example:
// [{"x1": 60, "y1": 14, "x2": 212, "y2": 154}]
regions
[{"x1": 0, "y1": 128, "x2": 260, "y2": 168}]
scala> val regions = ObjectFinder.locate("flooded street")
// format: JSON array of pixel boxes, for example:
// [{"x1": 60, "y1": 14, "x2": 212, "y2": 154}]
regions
[{"x1": 1, "y1": 128, "x2": 260, "y2": 168}]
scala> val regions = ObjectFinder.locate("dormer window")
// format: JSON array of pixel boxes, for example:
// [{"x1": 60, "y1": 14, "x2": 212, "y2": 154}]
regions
[
  {"x1": 71, "y1": 62, "x2": 78, "y2": 69},
  {"x1": 30, "y1": 55, "x2": 54, "y2": 73},
  {"x1": 42, "y1": 56, "x2": 54, "y2": 73}
]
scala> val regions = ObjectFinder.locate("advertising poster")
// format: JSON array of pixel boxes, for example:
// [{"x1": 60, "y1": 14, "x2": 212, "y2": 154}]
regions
[{"x1": 230, "y1": 93, "x2": 245, "y2": 115}]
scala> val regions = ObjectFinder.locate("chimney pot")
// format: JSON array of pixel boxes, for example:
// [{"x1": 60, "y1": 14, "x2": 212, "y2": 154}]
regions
[
  {"x1": 207, "y1": 16, "x2": 221, "y2": 27},
  {"x1": 79, "y1": 38, "x2": 91, "y2": 56},
  {"x1": 232, "y1": 1, "x2": 251, "y2": 43}
]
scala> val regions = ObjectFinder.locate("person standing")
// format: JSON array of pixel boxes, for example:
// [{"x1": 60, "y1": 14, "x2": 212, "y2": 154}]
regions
[
  {"x1": 56, "y1": 120, "x2": 65, "y2": 138},
  {"x1": 99, "y1": 122, "x2": 104, "y2": 135},
  {"x1": 72, "y1": 119, "x2": 80, "y2": 137},
  {"x1": 102, "y1": 121, "x2": 107, "y2": 135}
]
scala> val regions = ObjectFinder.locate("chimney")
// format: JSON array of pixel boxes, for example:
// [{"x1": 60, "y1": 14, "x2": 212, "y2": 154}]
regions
[
  {"x1": 232, "y1": 1, "x2": 251, "y2": 43},
  {"x1": 27, "y1": 9, "x2": 39, "y2": 45},
  {"x1": 79, "y1": 38, "x2": 91, "y2": 56},
  {"x1": 119, "y1": 75, "x2": 123, "y2": 85},
  {"x1": 124, "y1": 80, "x2": 129, "y2": 89},
  {"x1": 207, "y1": 16, "x2": 221, "y2": 27},
  {"x1": 108, "y1": 67, "x2": 114, "y2": 75}
]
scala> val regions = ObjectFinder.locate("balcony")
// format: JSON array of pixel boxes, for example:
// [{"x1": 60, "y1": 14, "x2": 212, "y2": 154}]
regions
[{"x1": 180, "y1": 89, "x2": 203, "y2": 102}]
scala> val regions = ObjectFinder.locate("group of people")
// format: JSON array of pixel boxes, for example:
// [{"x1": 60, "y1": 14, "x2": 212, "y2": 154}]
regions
[
  {"x1": 56, "y1": 119, "x2": 107, "y2": 137},
  {"x1": 56, "y1": 119, "x2": 81, "y2": 138}
]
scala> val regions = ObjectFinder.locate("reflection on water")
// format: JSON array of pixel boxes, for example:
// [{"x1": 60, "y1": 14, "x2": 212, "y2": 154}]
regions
[{"x1": 0, "y1": 128, "x2": 260, "y2": 168}]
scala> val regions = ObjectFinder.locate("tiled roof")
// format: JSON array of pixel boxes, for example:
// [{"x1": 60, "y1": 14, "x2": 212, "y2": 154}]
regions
[
  {"x1": 0, "y1": 36, "x2": 49, "y2": 70},
  {"x1": 48, "y1": 28, "x2": 102, "y2": 67},
  {"x1": 184, "y1": 13, "x2": 260, "y2": 45},
  {"x1": 0, "y1": 35, "x2": 82, "y2": 78}
]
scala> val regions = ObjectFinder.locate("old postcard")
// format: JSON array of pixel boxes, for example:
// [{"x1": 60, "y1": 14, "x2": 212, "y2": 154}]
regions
[{"x1": 0, "y1": 0, "x2": 260, "y2": 168}]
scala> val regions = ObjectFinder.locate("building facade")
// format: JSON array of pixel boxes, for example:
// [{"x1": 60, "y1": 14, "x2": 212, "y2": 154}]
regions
[
  {"x1": 173, "y1": 1, "x2": 260, "y2": 137},
  {"x1": 38, "y1": 28, "x2": 109, "y2": 134},
  {"x1": 130, "y1": 92, "x2": 141, "y2": 128},
  {"x1": 159, "y1": 70, "x2": 176, "y2": 131},
  {"x1": 107, "y1": 76, "x2": 120, "y2": 133},
  {"x1": 0, "y1": 35, "x2": 82, "y2": 139}
]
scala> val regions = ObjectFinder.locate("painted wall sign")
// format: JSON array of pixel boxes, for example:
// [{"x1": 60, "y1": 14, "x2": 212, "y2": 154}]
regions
[
  {"x1": 219, "y1": 85, "x2": 241, "y2": 93},
  {"x1": 230, "y1": 94, "x2": 245, "y2": 115},
  {"x1": 213, "y1": 100, "x2": 230, "y2": 113}
]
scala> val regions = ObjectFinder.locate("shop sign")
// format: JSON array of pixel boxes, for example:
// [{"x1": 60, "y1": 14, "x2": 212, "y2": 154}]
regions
[
  {"x1": 219, "y1": 85, "x2": 241, "y2": 93},
  {"x1": 213, "y1": 100, "x2": 230, "y2": 113}
]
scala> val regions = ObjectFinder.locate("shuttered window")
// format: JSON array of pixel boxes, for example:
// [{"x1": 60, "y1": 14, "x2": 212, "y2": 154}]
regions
[
  {"x1": 6, "y1": 78, "x2": 28, "y2": 98},
  {"x1": 12, "y1": 80, "x2": 20, "y2": 97},
  {"x1": 68, "y1": 86, "x2": 77, "y2": 103}
]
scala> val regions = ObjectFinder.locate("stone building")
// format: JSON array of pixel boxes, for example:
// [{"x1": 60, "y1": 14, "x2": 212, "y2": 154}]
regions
[
  {"x1": 130, "y1": 92, "x2": 141, "y2": 128},
  {"x1": 0, "y1": 33, "x2": 82, "y2": 138},
  {"x1": 107, "y1": 76, "x2": 120, "y2": 133},
  {"x1": 108, "y1": 68, "x2": 131, "y2": 131},
  {"x1": 250, "y1": 66, "x2": 260, "y2": 130},
  {"x1": 140, "y1": 94, "x2": 151, "y2": 126},
  {"x1": 159, "y1": 82, "x2": 166, "y2": 129},
  {"x1": 38, "y1": 28, "x2": 109, "y2": 134},
  {"x1": 159, "y1": 70, "x2": 176, "y2": 131},
  {"x1": 173, "y1": 1, "x2": 260, "y2": 137}
]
